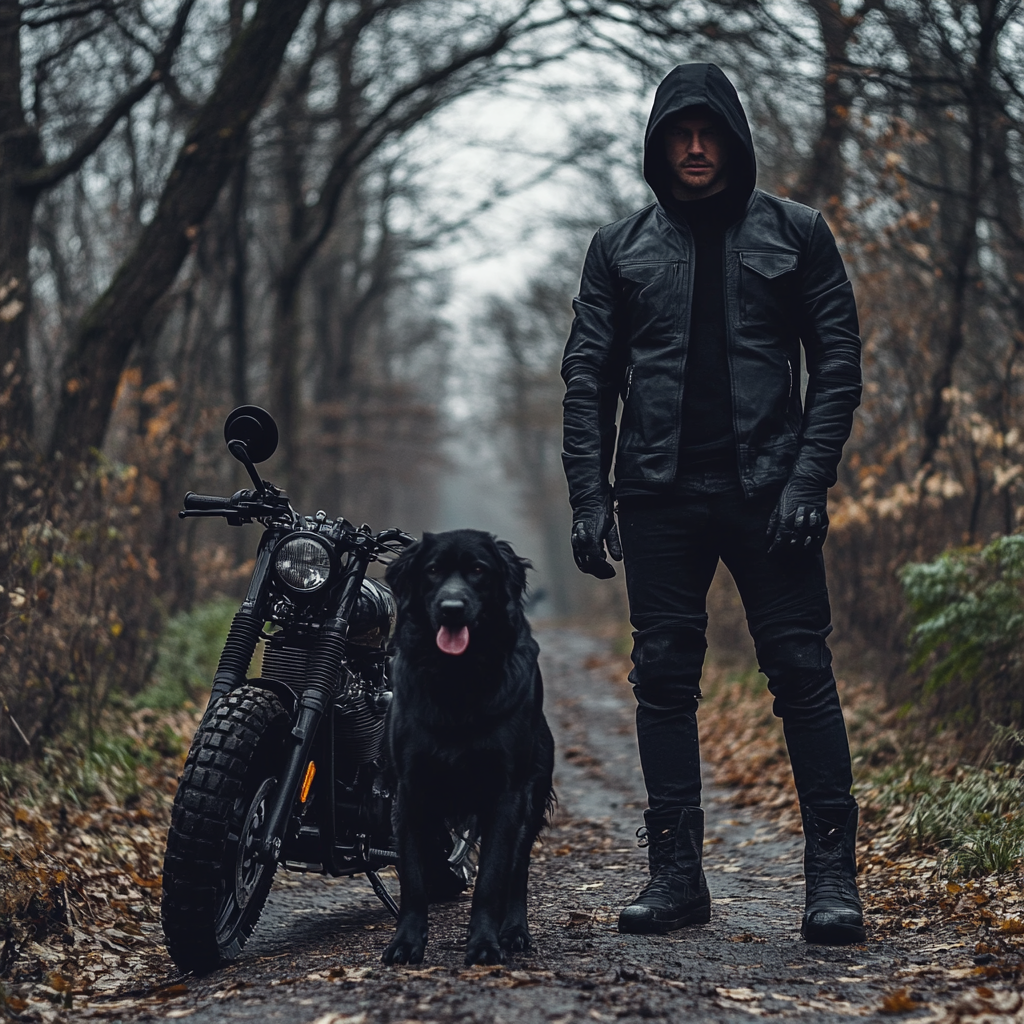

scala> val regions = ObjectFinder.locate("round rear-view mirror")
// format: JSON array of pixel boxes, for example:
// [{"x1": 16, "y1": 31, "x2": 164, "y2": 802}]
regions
[{"x1": 224, "y1": 405, "x2": 279, "y2": 464}]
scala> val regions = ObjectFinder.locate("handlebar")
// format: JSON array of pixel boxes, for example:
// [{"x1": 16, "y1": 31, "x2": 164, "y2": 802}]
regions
[
  {"x1": 183, "y1": 491, "x2": 231, "y2": 511},
  {"x1": 180, "y1": 488, "x2": 416, "y2": 552}
]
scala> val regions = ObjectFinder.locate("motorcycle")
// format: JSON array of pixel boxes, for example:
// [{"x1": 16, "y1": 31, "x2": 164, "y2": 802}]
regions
[{"x1": 160, "y1": 406, "x2": 473, "y2": 973}]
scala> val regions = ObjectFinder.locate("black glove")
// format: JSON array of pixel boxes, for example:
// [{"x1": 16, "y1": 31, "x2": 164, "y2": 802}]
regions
[
  {"x1": 767, "y1": 478, "x2": 829, "y2": 554},
  {"x1": 571, "y1": 496, "x2": 623, "y2": 579}
]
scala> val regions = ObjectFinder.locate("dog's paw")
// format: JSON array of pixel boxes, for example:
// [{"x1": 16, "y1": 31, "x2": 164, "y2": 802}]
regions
[
  {"x1": 499, "y1": 923, "x2": 532, "y2": 953},
  {"x1": 382, "y1": 931, "x2": 426, "y2": 965},
  {"x1": 464, "y1": 934, "x2": 504, "y2": 966}
]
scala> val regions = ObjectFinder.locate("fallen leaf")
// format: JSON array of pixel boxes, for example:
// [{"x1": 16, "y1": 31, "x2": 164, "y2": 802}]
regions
[{"x1": 880, "y1": 989, "x2": 919, "y2": 1014}]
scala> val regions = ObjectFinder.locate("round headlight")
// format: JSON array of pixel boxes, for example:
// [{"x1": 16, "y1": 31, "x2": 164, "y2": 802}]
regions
[{"x1": 274, "y1": 535, "x2": 332, "y2": 592}]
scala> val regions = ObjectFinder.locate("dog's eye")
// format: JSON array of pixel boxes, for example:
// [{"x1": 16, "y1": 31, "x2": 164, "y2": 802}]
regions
[
  {"x1": 469, "y1": 565, "x2": 485, "y2": 576},
  {"x1": 425, "y1": 564, "x2": 442, "y2": 578}
]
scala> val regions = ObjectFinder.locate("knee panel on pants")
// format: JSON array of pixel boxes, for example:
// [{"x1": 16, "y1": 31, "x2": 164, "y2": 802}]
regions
[
  {"x1": 756, "y1": 628, "x2": 832, "y2": 678},
  {"x1": 756, "y1": 630, "x2": 838, "y2": 718},
  {"x1": 629, "y1": 625, "x2": 706, "y2": 712},
  {"x1": 768, "y1": 667, "x2": 840, "y2": 719}
]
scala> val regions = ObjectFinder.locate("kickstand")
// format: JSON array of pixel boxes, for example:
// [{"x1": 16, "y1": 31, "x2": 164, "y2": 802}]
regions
[{"x1": 366, "y1": 869, "x2": 399, "y2": 919}]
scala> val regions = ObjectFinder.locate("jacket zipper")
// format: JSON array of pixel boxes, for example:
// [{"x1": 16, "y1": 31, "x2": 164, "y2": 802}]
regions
[
  {"x1": 787, "y1": 359, "x2": 793, "y2": 398},
  {"x1": 671, "y1": 247, "x2": 693, "y2": 480},
  {"x1": 723, "y1": 229, "x2": 740, "y2": 488},
  {"x1": 625, "y1": 364, "x2": 634, "y2": 400}
]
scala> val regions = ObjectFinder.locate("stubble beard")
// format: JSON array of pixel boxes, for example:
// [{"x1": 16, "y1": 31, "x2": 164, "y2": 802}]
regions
[{"x1": 671, "y1": 163, "x2": 728, "y2": 200}]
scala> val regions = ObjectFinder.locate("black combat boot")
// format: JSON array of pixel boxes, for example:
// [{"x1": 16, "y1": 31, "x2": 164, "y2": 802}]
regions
[
  {"x1": 618, "y1": 806, "x2": 711, "y2": 934},
  {"x1": 801, "y1": 803, "x2": 865, "y2": 945}
]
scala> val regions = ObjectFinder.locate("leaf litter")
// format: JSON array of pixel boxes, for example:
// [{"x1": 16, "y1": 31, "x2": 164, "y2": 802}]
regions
[
  {"x1": 1, "y1": 643, "x2": 1022, "y2": 1020},
  {"x1": 0, "y1": 706, "x2": 200, "y2": 1019}
]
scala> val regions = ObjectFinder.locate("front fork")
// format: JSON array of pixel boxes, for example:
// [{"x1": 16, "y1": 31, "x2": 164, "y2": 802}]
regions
[
  {"x1": 200, "y1": 531, "x2": 374, "y2": 867},
  {"x1": 205, "y1": 542, "x2": 276, "y2": 716},
  {"x1": 254, "y1": 547, "x2": 373, "y2": 865}
]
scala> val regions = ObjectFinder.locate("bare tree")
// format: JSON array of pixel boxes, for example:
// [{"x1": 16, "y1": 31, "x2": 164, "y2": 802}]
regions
[
  {"x1": 0, "y1": 0, "x2": 197, "y2": 443},
  {"x1": 49, "y1": 0, "x2": 313, "y2": 463}
]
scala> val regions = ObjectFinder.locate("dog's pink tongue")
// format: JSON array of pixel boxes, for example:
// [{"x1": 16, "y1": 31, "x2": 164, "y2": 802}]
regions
[{"x1": 436, "y1": 625, "x2": 470, "y2": 656}]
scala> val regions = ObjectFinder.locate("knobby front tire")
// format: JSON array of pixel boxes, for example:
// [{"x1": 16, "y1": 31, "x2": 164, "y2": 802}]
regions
[{"x1": 161, "y1": 686, "x2": 289, "y2": 973}]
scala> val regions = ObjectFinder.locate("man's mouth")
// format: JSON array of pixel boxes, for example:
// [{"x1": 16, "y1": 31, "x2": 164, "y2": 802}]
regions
[{"x1": 436, "y1": 625, "x2": 470, "y2": 656}]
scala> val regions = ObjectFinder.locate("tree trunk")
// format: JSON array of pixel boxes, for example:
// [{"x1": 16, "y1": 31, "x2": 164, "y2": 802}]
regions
[
  {"x1": 49, "y1": 0, "x2": 312, "y2": 462},
  {"x1": 269, "y1": 272, "x2": 303, "y2": 494},
  {"x1": 227, "y1": 158, "x2": 250, "y2": 407},
  {"x1": 918, "y1": 0, "x2": 997, "y2": 471},
  {"x1": 0, "y1": 0, "x2": 41, "y2": 443},
  {"x1": 791, "y1": 0, "x2": 857, "y2": 209}
]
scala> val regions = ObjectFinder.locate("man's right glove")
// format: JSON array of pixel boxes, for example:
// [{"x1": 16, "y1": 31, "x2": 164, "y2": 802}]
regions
[{"x1": 571, "y1": 496, "x2": 622, "y2": 579}]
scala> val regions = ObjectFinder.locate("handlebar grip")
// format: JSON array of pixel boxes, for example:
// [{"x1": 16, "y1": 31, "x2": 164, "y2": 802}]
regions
[{"x1": 183, "y1": 491, "x2": 231, "y2": 511}]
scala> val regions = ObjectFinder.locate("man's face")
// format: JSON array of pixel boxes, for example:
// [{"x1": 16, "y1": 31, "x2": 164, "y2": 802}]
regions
[{"x1": 663, "y1": 113, "x2": 729, "y2": 198}]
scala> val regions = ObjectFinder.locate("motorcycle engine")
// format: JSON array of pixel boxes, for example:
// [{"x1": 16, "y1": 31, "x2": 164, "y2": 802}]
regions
[{"x1": 260, "y1": 580, "x2": 395, "y2": 768}]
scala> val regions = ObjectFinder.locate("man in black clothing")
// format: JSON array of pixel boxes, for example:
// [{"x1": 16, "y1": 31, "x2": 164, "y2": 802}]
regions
[{"x1": 560, "y1": 63, "x2": 864, "y2": 945}]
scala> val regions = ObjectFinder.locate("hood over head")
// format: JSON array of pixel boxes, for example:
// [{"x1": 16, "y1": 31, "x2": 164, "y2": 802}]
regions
[{"x1": 643, "y1": 63, "x2": 756, "y2": 208}]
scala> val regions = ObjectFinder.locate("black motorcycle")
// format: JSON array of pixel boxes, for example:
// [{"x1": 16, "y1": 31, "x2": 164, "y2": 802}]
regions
[{"x1": 160, "y1": 406, "x2": 473, "y2": 973}]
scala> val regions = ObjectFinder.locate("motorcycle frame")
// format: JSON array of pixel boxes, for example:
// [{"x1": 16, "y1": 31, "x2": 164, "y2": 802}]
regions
[{"x1": 205, "y1": 520, "x2": 392, "y2": 887}]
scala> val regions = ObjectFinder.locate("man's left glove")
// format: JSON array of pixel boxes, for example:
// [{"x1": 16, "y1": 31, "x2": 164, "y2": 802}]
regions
[
  {"x1": 571, "y1": 495, "x2": 623, "y2": 579},
  {"x1": 767, "y1": 478, "x2": 829, "y2": 554}
]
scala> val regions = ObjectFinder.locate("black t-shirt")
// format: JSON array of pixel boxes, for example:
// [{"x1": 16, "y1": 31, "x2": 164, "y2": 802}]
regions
[{"x1": 670, "y1": 187, "x2": 744, "y2": 475}]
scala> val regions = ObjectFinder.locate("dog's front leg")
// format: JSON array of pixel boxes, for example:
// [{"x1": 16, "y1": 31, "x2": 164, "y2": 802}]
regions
[
  {"x1": 382, "y1": 787, "x2": 432, "y2": 965},
  {"x1": 465, "y1": 793, "x2": 525, "y2": 965}
]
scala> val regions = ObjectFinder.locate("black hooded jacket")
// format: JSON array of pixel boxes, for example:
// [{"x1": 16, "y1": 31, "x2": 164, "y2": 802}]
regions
[{"x1": 560, "y1": 63, "x2": 862, "y2": 507}]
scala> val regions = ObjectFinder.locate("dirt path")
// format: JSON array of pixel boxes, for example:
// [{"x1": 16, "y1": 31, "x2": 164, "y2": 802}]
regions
[{"x1": 85, "y1": 628, "x2": 986, "y2": 1023}]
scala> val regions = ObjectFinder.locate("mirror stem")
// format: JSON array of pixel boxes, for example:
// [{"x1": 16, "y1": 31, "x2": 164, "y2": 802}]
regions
[{"x1": 228, "y1": 439, "x2": 265, "y2": 492}]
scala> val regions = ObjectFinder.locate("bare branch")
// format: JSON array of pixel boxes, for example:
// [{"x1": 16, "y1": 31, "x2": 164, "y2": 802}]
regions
[{"x1": 19, "y1": 0, "x2": 198, "y2": 191}]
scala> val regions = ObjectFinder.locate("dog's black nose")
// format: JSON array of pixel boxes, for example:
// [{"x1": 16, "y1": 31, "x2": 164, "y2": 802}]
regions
[{"x1": 440, "y1": 599, "x2": 465, "y2": 616}]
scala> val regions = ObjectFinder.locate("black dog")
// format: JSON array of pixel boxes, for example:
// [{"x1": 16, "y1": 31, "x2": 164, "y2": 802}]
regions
[{"x1": 382, "y1": 529, "x2": 554, "y2": 966}]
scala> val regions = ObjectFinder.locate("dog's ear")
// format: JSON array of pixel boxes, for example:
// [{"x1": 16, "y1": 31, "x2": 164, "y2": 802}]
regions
[
  {"x1": 495, "y1": 538, "x2": 531, "y2": 610},
  {"x1": 384, "y1": 537, "x2": 425, "y2": 601}
]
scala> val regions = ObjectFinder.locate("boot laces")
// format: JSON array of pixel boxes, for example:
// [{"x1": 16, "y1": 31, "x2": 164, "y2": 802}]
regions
[{"x1": 809, "y1": 866, "x2": 860, "y2": 908}]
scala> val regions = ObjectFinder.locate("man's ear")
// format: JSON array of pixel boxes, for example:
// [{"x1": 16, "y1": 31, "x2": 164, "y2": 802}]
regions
[{"x1": 495, "y1": 538, "x2": 531, "y2": 609}]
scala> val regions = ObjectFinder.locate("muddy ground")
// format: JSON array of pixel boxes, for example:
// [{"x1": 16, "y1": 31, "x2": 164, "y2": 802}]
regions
[{"x1": 80, "y1": 629, "x2": 1009, "y2": 1023}]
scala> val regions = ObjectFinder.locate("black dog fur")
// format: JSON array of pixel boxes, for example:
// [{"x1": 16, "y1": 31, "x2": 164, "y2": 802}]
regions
[{"x1": 382, "y1": 529, "x2": 555, "y2": 966}]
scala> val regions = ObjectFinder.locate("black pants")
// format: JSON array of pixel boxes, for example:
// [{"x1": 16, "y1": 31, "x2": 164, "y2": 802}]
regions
[{"x1": 616, "y1": 489, "x2": 855, "y2": 823}]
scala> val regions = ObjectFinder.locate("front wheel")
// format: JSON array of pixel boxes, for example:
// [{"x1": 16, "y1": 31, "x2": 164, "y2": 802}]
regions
[{"x1": 161, "y1": 686, "x2": 289, "y2": 973}]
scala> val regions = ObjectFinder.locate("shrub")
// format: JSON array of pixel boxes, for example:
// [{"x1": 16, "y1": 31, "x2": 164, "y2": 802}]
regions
[
  {"x1": 0, "y1": 456, "x2": 164, "y2": 760},
  {"x1": 899, "y1": 534, "x2": 1024, "y2": 742}
]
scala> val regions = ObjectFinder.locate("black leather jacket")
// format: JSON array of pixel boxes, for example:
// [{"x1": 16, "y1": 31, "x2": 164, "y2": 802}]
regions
[{"x1": 561, "y1": 64, "x2": 862, "y2": 508}]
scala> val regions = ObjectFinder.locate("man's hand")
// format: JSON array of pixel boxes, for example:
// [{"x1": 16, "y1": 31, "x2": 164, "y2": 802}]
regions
[
  {"x1": 767, "y1": 479, "x2": 829, "y2": 554},
  {"x1": 571, "y1": 497, "x2": 623, "y2": 578}
]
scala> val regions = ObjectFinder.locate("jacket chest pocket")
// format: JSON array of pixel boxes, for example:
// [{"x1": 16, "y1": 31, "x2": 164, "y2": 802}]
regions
[
  {"x1": 738, "y1": 250, "x2": 798, "y2": 326},
  {"x1": 616, "y1": 260, "x2": 684, "y2": 344}
]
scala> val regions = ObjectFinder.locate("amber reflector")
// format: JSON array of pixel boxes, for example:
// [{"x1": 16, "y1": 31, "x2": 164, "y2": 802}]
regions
[{"x1": 300, "y1": 760, "x2": 316, "y2": 803}]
